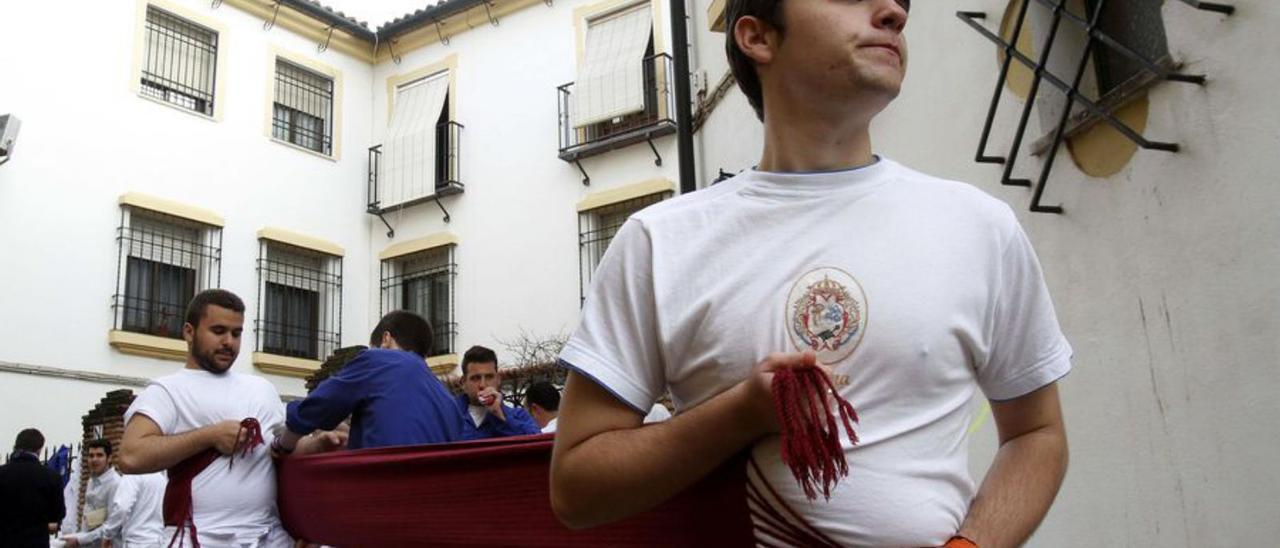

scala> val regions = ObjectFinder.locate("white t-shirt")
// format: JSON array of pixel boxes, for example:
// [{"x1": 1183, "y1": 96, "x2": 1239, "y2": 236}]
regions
[
  {"x1": 468, "y1": 404, "x2": 488, "y2": 428},
  {"x1": 643, "y1": 403, "x2": 672, "y2": 424},
  {"x1": 560, "y1": 158, "x2": 1072, "y2": 546},
  {"x1": 114, "y1": 472, "x2": 166, "y2": 548},
  {"x1": 541, "y1": 417, "x2": 559, "y2": 433},
  {"x1": 124, "y1": 369, "x2": 290, "y2": 547},
  {"x1": 69, "y1": 472, "x2": 166, "y2": 548}
]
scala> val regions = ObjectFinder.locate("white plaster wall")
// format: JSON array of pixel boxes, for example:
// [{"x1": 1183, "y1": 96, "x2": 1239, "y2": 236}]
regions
[
  {"x1": 0, "y1": 0, "x2": 376, "y2": 439},
  {"x1": 0, "y1": 373, "x2": 144, "y2": 452},
  {"x1": 693, "y1": 0, "x2": 1279, "y2": 544},
  {"x1": 684, "y1": 0, "x2": 765, "y2": 186},
  {"x1": 367, "y1": 0, "x2": 679, "y2": 372}
]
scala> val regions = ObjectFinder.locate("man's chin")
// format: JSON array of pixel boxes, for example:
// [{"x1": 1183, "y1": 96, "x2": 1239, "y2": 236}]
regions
[{"x1": 197, "y1": 356, "x2": 235, "y2": 374}]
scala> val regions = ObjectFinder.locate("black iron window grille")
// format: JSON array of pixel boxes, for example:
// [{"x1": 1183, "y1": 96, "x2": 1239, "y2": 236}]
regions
[
  {"x1": 379, "y1": 246, "x2": 456, "y2": 357},
  {"x1": 255, "y1": 241, "x2": 342, "y2": 360},
  {"x1": 141, "y1": 6, "x2": 218, "y2": 116},
  {"x1": 273, "y1": 60, "x2": 334, "y2": 155},
  {"x1": 557, "y1": 45, "x2": 677, "y2": 183},
  {"x1": 578, "y1": 192, "x2": 670, "y2": 304},
  {"x1": 113, "y1": 209, "x2": 222, "y2": 339},
  {"x1": 957, "y1": 0, "x2": 1231, "y2": 213}
]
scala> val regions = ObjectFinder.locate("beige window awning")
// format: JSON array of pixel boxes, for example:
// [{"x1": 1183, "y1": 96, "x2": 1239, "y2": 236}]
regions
[
  {"x1": 572, "y1": 3, "x2": 653, "y2": 128},
  {"x1": 381, "y1": 71, "x2": 450, "y2": 208}
]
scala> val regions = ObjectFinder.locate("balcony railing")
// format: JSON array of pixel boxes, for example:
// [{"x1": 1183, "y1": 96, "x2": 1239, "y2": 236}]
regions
[
  {"x1": 367, "y1": 120, "x2": 464, "y2": 215},
  {"x1": 557, "y1": 53, "x2": 676, "y2": 164}
]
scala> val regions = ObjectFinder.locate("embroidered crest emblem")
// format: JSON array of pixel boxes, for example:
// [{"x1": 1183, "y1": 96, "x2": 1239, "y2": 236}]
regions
[{"x1": 786, "y1": 267, "x2": 867, "y2": 365}]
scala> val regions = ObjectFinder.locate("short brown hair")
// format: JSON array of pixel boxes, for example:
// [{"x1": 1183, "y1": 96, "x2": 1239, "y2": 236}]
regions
[
  {"x1": 369, "y1": 310, "x2": 434, "y2": 358},
  {"x1": 86, "y1": 438, "x2": 113, "y2": 457},
  {"x1": 725, "y1": 0, "x2": 785, "y2": 121},
  {"x1": 185, "y1": 289, "x2": 245, "y2": 328},
  {"x1": 13, "y1": 428, "x2": 43, "y2": 453}
]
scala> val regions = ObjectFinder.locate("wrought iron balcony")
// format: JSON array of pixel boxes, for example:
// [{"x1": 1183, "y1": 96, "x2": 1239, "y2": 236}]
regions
[
  {"x1": 557, "y1": 53, "x2": 676, "y2": 181},
  {"x1": 367, "y1": 120, "x2": 464, "y2": 215}
]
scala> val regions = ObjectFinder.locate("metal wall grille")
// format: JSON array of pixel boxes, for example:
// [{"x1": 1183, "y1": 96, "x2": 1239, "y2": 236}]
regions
[
  {"x1": 255, "y1": 241, "x2": 343, "y2": 360},
  {"x1": 956, "y1": 0, "x2": 1227, "y2": 213},
  {"x1": 1084, "y1": 0, "x2": 1169, "y2": 98},
  {"x1": 141, "y1": 6, "x2": 218, "y2": 116},
  {"x1": 578, "y1": 192, "x2": 670, "y2": 304},
  {"x1": 113, "y1": 209, "x2": 222, "y2": 339},
  {"x1": 379, "y1": 246, "x2": 456, "y2": 357},
  {"x1": 273, "y1": 60, "x2": 334, "y2": 155}
]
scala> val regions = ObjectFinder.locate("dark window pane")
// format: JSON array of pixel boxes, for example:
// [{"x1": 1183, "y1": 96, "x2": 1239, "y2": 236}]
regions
[
  {"x1": 401, "y1": 270, "x2": 451, "y2": 356},
  {"x1": 123, "y1": 256, "x2": 196, "y2": 339},
  {"x1": 262, "y1": 282, "x2": 320, "y2": 359}
]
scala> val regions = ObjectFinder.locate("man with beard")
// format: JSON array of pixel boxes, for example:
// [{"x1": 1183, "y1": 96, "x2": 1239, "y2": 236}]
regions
[
  {"x1": 551, "y1": 0, "x2": 1071, "y2": 545},
  {"x1": 118, "y1": 290, "x2": 334, "y2": 547},
  {"x1": 60, "y1": 439, "x2": 120, "y2": 547}
]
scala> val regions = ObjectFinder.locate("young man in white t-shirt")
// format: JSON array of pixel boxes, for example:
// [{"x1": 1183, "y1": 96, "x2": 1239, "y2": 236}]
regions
[
  {"x1": 118, "y1": 290, "x2": 337, "y2": 547},
  {"x1": 550, "y1": 1, "x2": 1071, "y2": 546}
]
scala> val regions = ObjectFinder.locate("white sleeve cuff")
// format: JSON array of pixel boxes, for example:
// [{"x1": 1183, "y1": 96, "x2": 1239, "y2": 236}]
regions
[{"x1": 558, "y1": 345, "x2": 654, "y2": 415}]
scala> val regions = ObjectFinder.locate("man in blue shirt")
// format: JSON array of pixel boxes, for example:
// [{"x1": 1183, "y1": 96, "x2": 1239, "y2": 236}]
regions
[
  {"x1": 277, "y1": 311, "x2": 467, "y2": 453},
  {"x1": 456, "y1": 345, "x2": 541, "y2": 439}
]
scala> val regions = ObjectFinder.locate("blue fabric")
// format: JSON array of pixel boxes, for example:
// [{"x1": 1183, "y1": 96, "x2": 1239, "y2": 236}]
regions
[
  {"x1": 454, "y1": 394, "x2": 541, "y2": 440},
  {"x1": 44, "y1": 445, "x2": 71, "y2": 487},
  {"x1": 287, "y1": 348, "x2": 469, "y2": 449}
]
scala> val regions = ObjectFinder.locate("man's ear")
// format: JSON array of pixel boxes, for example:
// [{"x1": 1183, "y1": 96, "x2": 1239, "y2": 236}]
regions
[
  {"x1": 380, "y1": 331, "x2": 397, "y2": 349},
  {"x1": 182, "y1": 322, "x2": 195, "y2": 344},
  {"x1": 734, "y1": 15, "x2": 780, "y2": 66}
]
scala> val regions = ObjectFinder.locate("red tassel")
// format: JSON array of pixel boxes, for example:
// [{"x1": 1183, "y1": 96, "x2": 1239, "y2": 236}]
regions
[
  {"x1": 772, "y1": 367, "x2": 859, "y2": 501},
  {"x1": 228, "y1": 418, "x2": 265, "y2": 469}
]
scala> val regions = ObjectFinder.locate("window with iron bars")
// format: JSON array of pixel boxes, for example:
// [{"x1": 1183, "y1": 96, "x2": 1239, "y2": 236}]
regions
[
  {"x1": 380, "y1": 246, "x2": 456, "y2": 357},
  {"x1": 140, "y1": 6, "x2": 218, "y2": 116},
  {"x1": 956, "y1": 0, "x2": 1228, "y2": 213},
  {"x1": 256, "y1": 241, "x2": 342, "y2": 361},
  {"x1": 273, "y1": 60, "x2": 334, "y2": 155},
  {"x1": 578, "y1": 192, "x2": 670, "y2": 304},
  {"x1": 113, "y1": 209, "x2": 222, "y2": 339}
]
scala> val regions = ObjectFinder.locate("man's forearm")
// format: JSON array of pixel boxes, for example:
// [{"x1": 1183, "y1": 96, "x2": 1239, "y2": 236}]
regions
[
  {"x1": 552, "y1": 381, "x2": 765, "y2": 529},
  {"x1": 958, "y1": 424, "x2": 1068, "y2": 547},
  {"x1": 119, "y1": 426, "x2": 215, "y2": 473}
]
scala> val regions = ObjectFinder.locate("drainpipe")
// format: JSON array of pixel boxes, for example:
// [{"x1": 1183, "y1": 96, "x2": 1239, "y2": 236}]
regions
[{"x1": 670, "y1": 0, "x2": 697, "y2": 194}]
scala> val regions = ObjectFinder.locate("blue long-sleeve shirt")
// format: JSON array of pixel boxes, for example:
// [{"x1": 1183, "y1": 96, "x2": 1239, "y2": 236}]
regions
[
  {"x1": 454, "y1": 393, "x2": 541, "y2": 440},
  {"x1": 286, "y1": 348, "x2": 468, "y2": 449}
]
